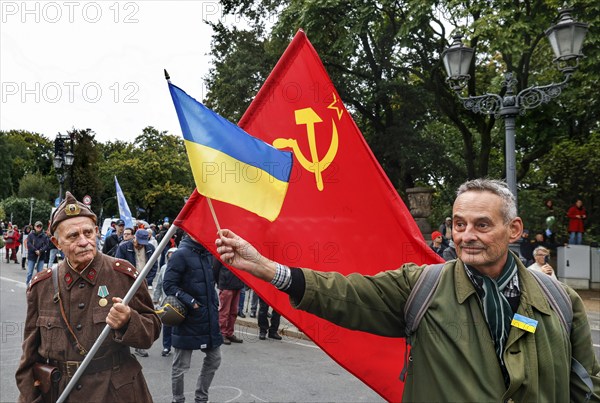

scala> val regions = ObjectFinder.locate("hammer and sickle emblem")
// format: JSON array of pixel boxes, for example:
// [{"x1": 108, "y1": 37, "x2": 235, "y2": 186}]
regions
[{"x1": 273, "y1": 107, "x2": 338, "y2": 191}]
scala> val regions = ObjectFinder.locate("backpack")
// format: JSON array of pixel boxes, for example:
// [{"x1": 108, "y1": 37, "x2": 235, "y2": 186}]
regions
[{"x1": 400, "y1": 263, "x2": 594, "y2": 401}]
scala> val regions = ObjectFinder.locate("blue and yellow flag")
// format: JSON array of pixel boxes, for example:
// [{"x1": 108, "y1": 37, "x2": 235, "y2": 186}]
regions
[{"x1": 168, "y1": 82, "x2": 293, "y2": 221}]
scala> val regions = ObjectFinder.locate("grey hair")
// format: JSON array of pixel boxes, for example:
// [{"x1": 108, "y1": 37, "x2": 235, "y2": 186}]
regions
[
  {"x1": 533, "y1": 246, "x2": 549, "y2": 256},
  {"x1": 456, "y1": 179, "x2": 517, "y2": 223}
]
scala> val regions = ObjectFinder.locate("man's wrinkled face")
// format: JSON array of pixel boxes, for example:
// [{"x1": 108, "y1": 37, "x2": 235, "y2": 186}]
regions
[
  {"x1": 53, "y1": 216, "x2": 98, "y2": 269},
  {"x1": 452, "y1": 191, "x2": 522, "y2": 273}
]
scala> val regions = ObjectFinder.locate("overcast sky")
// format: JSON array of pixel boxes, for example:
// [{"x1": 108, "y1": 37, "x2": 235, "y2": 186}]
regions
[{"x1": 1, "y1": 1, "x2": 241, "y2": 144}]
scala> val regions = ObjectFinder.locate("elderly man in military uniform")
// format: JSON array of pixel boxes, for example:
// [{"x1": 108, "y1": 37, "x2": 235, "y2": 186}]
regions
[{"x1": 15, "y1": 192, "x2": 161, "y2": 402}]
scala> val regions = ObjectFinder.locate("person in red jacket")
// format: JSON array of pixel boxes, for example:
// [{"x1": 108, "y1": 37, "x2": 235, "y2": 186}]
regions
[
  {"x1": 3, "y1": 224, "x2": 20, "y2": 263},
  {"x1": 567, "y1": 199, "x2": 587, "y2": 245}
]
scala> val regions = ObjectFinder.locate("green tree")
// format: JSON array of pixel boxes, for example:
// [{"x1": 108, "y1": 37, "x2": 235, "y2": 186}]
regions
[
  {"x1": 0, "y1": 135, "x2": 13, "y2": 198},
  {"x1": 1, "y1": 130, "x2": 53, "y2": 199},
  {"x1": 18, "y1": 172, "x2": 54, "y2": 201},
  {"x1": 204, "y1": 0, "x2": 599, "y2": 200},
  {"x1": 0, "y1": 197, "x2": 53, "y2": 227},
  {"x1": 97, "y1": 127, "x2": 194, "y2": 224},
  {"x1": 67, "y1": 128, "x2": 104, "y2": 209},
  {"x1": 534, "y1": 131, "x2": 600, "y2": 242}
]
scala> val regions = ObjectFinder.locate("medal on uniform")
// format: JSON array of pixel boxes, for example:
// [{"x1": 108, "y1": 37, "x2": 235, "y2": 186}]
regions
[{"x1": 98, "y1": 285, "x2": 109, "y2": 307}]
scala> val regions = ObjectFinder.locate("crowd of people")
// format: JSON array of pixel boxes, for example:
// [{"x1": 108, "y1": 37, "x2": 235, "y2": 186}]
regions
[
  {"x1": 4, "y1": 193, "x2": 285, "y2": 402},
  {"x1": 4, "y1": 186, "x2": 598, "y2": 402}
]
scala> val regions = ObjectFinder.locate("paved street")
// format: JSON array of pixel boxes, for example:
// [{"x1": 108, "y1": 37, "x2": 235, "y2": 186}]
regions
[
  {"x1": 0, "y1": 262, "x2": 381, "y2": 402},
  {"x1": 1, "y1": 259, "x2": 598, "y2": 402}
]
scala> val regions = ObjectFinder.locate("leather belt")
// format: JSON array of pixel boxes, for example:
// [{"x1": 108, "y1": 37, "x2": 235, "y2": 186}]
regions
[{"x1": 50, "y1": 350, "x2": 129, "y2": 378}]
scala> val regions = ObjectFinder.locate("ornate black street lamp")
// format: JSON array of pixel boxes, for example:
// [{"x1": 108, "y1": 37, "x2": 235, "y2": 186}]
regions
[
  {"x1": 53, "y1": 133, "x2": 75, "y2": 202},
  {"x1": 441, "y1": 7, "x2": 588, "y2": 206}
]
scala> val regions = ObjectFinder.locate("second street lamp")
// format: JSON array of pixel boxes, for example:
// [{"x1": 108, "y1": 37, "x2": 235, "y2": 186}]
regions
[
  {"x1": 54, "y1": 133, "x2": 75, "y2": 202},
  {"x1": 442, "y1": 7, "x2": 588, "y2": 207}
]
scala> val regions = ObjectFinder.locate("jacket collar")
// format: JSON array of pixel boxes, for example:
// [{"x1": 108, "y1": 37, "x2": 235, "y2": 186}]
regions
[
  {"x1": 63, "y1": 253, "x2": 100, "y2": 290},
  {"x1": 454, "y1": 251, "x2": 552, "y2": 315}
]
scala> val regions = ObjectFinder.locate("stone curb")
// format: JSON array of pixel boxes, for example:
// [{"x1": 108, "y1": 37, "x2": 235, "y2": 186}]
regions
[{"x1": 234, "y1": 316, "x2": 310, "y2": 341}]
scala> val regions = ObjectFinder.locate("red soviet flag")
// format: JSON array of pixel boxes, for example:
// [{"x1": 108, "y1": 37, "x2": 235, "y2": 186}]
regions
[{"x1": 175, "y1": 30, "x2": 442, "y2": 402}]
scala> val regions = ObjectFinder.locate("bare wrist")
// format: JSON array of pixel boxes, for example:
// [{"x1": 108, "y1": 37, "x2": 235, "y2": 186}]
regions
[{"x1": 255, "y1": 258, "x2": 277, "y2": 282}]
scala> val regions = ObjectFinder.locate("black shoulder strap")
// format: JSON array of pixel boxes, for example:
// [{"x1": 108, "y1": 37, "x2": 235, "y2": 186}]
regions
[
  {"x1": 527, "y1": 268, "x2": 593, "y2": 401},
  {"x1": 404, "y1": 263, "x2": 445, "y2": 339},
  {"x1": 400, "y1": 263, "x2": 445, "y2": 381},
  {"x1": 527, "y1": 268, "x2": 572, "y2": 333}
]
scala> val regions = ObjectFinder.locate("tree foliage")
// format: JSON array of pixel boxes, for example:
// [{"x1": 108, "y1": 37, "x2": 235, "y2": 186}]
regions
[
  {"x1": 1, "y1": 127, "x2": 195, "y2": 225},
  {"x1": 68, "y1": 128, "x2": 104, "y2": 206},
  {"x1": 0, "y1": 1, "x2": 598, "y2": 237},
  {"x1": 536, "y1": 131, "x2": 600, "y2": 242},
  {"x1": 203, "y1": 0, "x2": 599, "y2": 236},
  {"x1": 1, "y1": 130, "x2": 53, "y2": 200},
  {"x1": 18, "y1": 172, "x2": 54, "y2": 201},
  {"x1": 0, "y1": 197, "x2": 54, "y2": 227},
  {"x1": 97, "y1": 127, "x2": 195, "y2": 223}
]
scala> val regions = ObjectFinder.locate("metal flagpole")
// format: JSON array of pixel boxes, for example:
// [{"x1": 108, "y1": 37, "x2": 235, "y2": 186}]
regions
[{"x1": 57, "y1": 223, "x2": 179, "y2": 402}]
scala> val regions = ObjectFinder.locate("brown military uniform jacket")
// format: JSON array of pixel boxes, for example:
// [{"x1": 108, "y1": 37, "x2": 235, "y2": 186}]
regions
[{"x1": 15, "y1": 253, "x2": 161, "y2": 402}]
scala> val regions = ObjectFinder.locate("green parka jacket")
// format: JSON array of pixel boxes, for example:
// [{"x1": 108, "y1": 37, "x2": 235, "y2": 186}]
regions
[{"x1": 293, "y1": 258, "x2": 600, "y2": 402}]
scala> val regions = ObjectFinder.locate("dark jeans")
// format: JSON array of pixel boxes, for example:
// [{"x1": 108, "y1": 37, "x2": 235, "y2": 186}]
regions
[
  {"x1": 162, "y1": 325, "x2": 172, "y2": 350},
  {"x1": 258, "y1": 297, "x2": 280, "y2": 334},
  {"x1": 250, "y1": 290, "x2": 259, "y2": 315},
  {"x1": 238, "y1": 287, "x2": 246, "y2": 313}
]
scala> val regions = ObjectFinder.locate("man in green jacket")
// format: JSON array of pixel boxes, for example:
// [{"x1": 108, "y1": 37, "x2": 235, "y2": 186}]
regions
[{"x1": 216, "y1": 178, "x2": 600, "y2": 402}]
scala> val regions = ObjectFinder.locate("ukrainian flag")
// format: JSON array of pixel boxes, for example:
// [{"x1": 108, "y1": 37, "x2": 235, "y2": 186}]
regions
[{"x1": 168, "y1": 82, "x2": 293, "y2": 221}]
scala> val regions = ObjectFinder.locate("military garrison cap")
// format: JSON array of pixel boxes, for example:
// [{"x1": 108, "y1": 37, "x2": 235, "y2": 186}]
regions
[{"x1": 50, "y1": 191, "x2": 97, "y2": 235}]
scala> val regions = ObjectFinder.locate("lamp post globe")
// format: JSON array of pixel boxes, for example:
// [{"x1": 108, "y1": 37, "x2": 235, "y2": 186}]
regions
[
  {"x1": 441, "y1": 35, "x2": 474, "y2": 90},
  {"x1": 545, "y1": 7, "x2": 589, "y2": 71}
]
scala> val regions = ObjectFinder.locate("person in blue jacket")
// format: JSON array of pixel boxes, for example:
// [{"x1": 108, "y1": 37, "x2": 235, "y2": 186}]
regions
[{"x1": 163, "y1": 233, "x2": 222, "y2": 403}]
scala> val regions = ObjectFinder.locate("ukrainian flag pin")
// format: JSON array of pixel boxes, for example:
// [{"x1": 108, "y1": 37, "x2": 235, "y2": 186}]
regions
[{"x1": 511, "y1": 313, "x2": 538, "y2": 333}]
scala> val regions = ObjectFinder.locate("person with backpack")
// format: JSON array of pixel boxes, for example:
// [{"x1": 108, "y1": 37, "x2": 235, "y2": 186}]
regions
[
  {"x1": 216, "y1": 178, "x2": 600, "y2": 402},
  {"x1": 163, "y1": 233, "x2": 222, "y2": 403}
]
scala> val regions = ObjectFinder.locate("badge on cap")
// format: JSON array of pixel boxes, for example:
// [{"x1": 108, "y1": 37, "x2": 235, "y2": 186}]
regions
[
  {"x1": 511, "y1": 313, "x2": 538, "y2": 333},
  {"x1": 98, "y1": 285, "x2": 109, "y2": 307},
  {"x1": 65, "y1": 203, "x2": 81, "y2": 216}
]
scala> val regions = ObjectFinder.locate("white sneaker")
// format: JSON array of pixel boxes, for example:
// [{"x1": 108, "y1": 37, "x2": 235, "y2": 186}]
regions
[{"x1": 148, "y1": 285, "x2": 153, "y2": 290}]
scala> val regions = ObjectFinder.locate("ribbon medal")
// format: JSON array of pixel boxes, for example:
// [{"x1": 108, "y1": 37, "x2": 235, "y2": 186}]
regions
[
  {"x1": 98, "y1": 285, "x2": 109, "y2": 307},
  {"x1": 511, "y1": 313, "x2": 538, "y2": 333}
]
